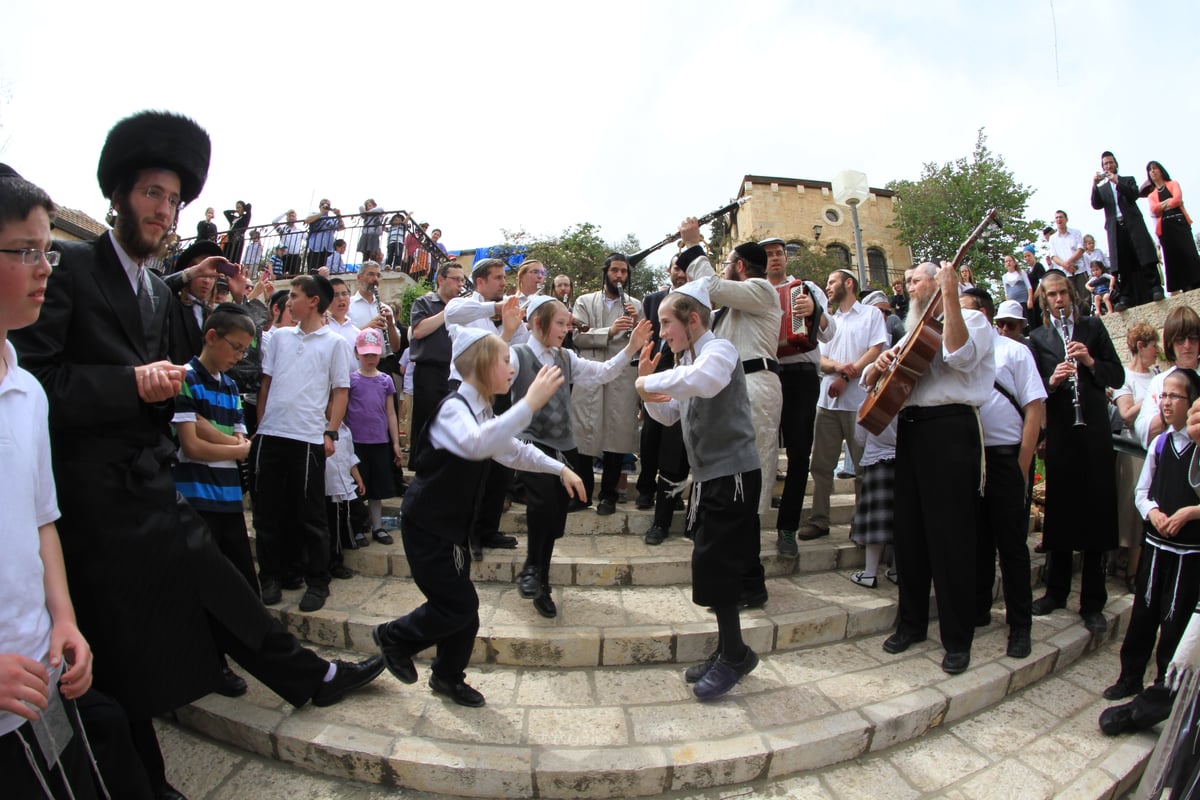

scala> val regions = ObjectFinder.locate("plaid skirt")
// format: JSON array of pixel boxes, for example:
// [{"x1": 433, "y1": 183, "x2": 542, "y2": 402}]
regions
[{"x1": 851, "y1": 458, "x2": 895, "y2": 546}]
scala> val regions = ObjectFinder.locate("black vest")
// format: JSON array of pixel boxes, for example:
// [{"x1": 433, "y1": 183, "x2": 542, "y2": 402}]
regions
[{"x1": 1148, "y1": 434, "x2": 1200, "y2": 549}]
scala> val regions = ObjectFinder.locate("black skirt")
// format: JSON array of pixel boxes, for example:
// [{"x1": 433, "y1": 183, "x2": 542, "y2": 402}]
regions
[
  {"x1": 1160, "y1": 214, "x2": 1200, "y2": 292},
  {"x1": 354, "y1": 441, "x2": 397, "y2": 499}
]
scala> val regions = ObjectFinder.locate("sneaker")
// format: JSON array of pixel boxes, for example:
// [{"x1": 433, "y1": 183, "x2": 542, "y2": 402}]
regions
[
  {"x1": 777, "y1": 529, "x2": 798, "y2": 557},
  {"x1": 849, "y1": 571, "x2": 877, "y2": 589}
]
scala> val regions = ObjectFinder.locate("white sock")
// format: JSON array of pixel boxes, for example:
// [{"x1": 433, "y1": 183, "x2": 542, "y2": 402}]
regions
[
  {"x1": 368, "y1": 499, "x2": 383, "y2": 530},
  {"x1": 863, "y1": 544, "x2": 884, "y2": 578},
  {"x1": 323, "y1": 662, "x2": 338, "y2": 682}
]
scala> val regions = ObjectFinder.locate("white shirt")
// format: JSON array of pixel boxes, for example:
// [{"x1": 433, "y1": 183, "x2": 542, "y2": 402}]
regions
[
  {"x1": 258, "y1": 325, "x2": 354, "y2": 444},
  {"x1": 978, "y1": 331, "x2": 1047, "y2": 447},
  {"x1": 642, "y1": 331, "x2": 738, "y2": 427},
  {"x1": 347, "y1": 292, "x2": 380, "y2": 329},
  {"x1": 0, "y1": 342, "x2": 59, "y2": 737},
  {"x1": 896, "y1": 308, "x2": 995, "y2": 409},
  {"x1": 445, "y1": 291, "x2": 530, "y2": 380},
  {"x1": 327, "y1": 317, "x2": 360, "y2": 352},
  {"x1": 428, "y1": 381, "x2": 563, "y2": 475},
  {"x1": 511, "y1": 336, "x2": 632, "y2": 387},
  {"x1": 818, "y1": 301, "x2": 887, "y2": 412},
  {"x1": 1050, "y1": 227, "x2": 1085, "y2": 275}
]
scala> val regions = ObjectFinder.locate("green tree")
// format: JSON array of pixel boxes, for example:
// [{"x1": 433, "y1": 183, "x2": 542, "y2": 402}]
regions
[
  {"x1": 886, "y1": 129, "x2": 1045, "y2": 290},
  {"x1": 497, "y1": 223, "x2": 663, "y2": 299},
  {"x1": 785, "y1": 244, "x2": 854, "y2": 289}
]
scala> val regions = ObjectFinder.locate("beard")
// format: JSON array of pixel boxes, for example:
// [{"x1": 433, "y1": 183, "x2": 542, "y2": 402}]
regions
[
  {"x1": 603, "y1": 272, "x2": 625, "y2": 297},
  {"x1": 115, "y1": 209, "x2": 168, "y2": 261},
  {"x1": 905, "y1": 292, "x2": 932, "y2": 332}
]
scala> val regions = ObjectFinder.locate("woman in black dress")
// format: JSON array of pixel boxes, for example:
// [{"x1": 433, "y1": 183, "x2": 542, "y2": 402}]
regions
[
  {"x1": 1147, "y1": 161, "x2": 1200, "y2": 293},
  {"x1": 223, "y1": 200, "x2": 251, "y2": 263}
]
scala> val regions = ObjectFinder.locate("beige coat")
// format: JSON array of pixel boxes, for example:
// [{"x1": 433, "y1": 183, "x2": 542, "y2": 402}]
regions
[{"x1": 570, "y1": 290, "x2": 643, "y2": 456}]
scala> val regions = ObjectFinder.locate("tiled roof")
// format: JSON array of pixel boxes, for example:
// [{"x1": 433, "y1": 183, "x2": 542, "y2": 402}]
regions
[{"x1": 53, "y1": 207, "x2": 109, "y2": 240}]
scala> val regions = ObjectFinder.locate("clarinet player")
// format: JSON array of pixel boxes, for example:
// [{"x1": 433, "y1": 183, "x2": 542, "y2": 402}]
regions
[{"x1": 1029, "y1": 270, "x2": 1124, "y2": 633}]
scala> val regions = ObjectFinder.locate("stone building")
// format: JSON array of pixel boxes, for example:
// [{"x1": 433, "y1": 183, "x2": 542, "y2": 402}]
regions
[{"x1": 728, "y1": 174, "x2": 912, "y2": 288}]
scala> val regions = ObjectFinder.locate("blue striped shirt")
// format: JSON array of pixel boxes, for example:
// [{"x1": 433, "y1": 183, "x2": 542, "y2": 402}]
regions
[{"x1": 172, "y1": 357, "x2": 246, "y2": 512}]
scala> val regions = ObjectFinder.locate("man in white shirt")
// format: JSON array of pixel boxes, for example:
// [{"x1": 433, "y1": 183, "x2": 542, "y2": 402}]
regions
[
  {"x1": 802, "y1": 269, "x2": 886, "y2": 540},
  {"x1": 347, "y1": 261, "x2": 400, "y2": 356},
  {"x1": 1049, "y1": 210, "x2": 1087, "y2": 313}
]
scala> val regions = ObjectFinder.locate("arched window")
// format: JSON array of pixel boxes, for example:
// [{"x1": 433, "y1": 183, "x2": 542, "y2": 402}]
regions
[
  {"x1": 785, "y1": 242, "x2": 805, "y2": 258},
  {"x1": 867, "y1": 248, "x2": 888, "y2": 288},
  {"x1": 826, "y1": 243, "x2": 851, "y2": 268}
]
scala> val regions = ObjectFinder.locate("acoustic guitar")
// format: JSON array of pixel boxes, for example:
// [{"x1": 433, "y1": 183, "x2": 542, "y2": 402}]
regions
[{"x1": 857, "y1": 208, "x2": 999, "y2": 435}]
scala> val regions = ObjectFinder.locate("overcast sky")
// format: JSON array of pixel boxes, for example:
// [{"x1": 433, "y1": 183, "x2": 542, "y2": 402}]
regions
[{"x1": 2, "y1": 1, "x2": 1197, "y2": 269}]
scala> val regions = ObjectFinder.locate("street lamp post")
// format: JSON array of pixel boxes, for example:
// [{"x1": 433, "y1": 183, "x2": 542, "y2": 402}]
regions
[{"x1": 833, "y1": 170, "x2": 870, "y2": 288}]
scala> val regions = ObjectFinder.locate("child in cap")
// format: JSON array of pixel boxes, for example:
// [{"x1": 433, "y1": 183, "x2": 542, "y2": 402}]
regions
[{"x1": 348, "y1": 327, "x2": 402, "y2": 544}]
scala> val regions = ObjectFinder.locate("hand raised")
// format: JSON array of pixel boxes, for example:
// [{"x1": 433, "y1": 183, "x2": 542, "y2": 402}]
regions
[
  {"x1": 637, "y1": 343, "x2": 661, "y2": 378},
  {"x1": 628, "y1": 319, "x2": 653, "y2": 352}
]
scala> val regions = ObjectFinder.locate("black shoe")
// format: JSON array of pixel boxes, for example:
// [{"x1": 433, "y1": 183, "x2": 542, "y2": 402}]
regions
[
  {"x1": 372, "y1": 528, "x2": 394, "y2": 545},
  {"x1": 1114, "y1": 298, "x2": 1128, "y2": 313},
  {"x1": 216, "y1": 666, "x2": 248, "y2": 697},
  {"x1": 299, "y1": 586, "x2": 329, "y2": 612},
  {"x1": 693, "y1": 647, "x2": 758, "y2": 701},
  {"x1": 518, "y1": 566, "x2": 540, "y2": 599},
  {"x1": 566, "y1": 499, "x2": 591, "y2": 513},
  {"x1": 353, "y1": 532, "x2": 371, "y2": 548},
  {"x1": 1081, "y1": 611, "x2": 1108, "y2": 634},
  {"x1": 471, "y1": 546, "x2": 483, "y2": 562},
  {"x1": 1007, "y1": 627, "x2": 1032, "y2": 659},
  {"x1": 1030, "y1": 595, "x2": 1065, "y2": 616},
  {"x1": 644, "y1": 525, "x2": 668, "y2": 546},
  {"x1": 770, "y1": 496, "x2": 781, "y2": 509},
  {"x1": 311, "y1": 656, "x2": 386, "y2": 707},
  {"x1": 882, "y1": 630, "x2": 926, "y2": 654},
  {"x1": 797, "y1": 524, "x2": 829, "y2": 541},
  {"x1": 942, "y1": 651, "x2": 971, "y2": 675},
  {"x1": 481, "y1": 532, "x2": 518, "y2": 549},
  {"x1": 372, "y1": 624, "x2": 417, "y2": 684},
  {"x1": 1099, "y1": 702, "x2": 1137, "y2": 736},
  {"x1": 739, "y1": 589, "x2": 768, "y2": 610},
  {"x1": 533, "y1": 585, "x2": 558, "y2": 618},
  {"x1": 260, "y1": 579, "x2": 282, "y2": 606},
  {"x1": 596, "y1": 499, "x2": 616, "y2": 516},
  {"x1": 673, "y1": 496, "x2": 685, "y2": 511},
  {"x1": 975, "y1": 611, "x2": 992, "y2": 628},
  {"x1": 330, "y1": 564, "x2": 353, "y2": 580},
  {"x1": 685, "y1": 651, "x2": 718, "y2": 683},
  {"x1": 1103, "y1": 676, "x2": 1143, "y2": 700},
  {"x1": 1152, "y1": 289, "x2": 1165, "y2": 302},
  {"x1": 158, "y1": 784, "x2": 188, "y2": 800},
  {"x1": 635, "y1": 493, "x2": 654, "y2": 510},
  {"x1": 429, "y1": 674, "x2": 486, "y2": 707}
]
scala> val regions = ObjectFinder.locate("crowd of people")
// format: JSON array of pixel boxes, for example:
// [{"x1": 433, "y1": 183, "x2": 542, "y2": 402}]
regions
[{"x1": 8, "y1": 107, "x2": 1200, "y2": 798}]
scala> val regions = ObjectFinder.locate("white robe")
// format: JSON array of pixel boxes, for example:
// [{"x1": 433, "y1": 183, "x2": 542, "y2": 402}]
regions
[{"x1": 570, "y1": 290, "x2": 643, "y2": 456}]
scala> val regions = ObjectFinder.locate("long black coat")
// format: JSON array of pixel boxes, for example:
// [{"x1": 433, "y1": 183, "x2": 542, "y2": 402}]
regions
[
  {"x1": 10, "y1": 234, "x2": 271, "y2": 718},
  {"x1": 1091, "y1": 176, "x2": 1158, "y2": 273},
  {"x1": 1030, "y1": 315, "x2": 1124, "y2": 552}
]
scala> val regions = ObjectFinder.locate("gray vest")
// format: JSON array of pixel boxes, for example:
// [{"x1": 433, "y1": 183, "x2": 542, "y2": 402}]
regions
[
  {"x1": 511, "y1": 344, "x2": 575, "y2": 451},
  {"x1": 680, "y1": 360, "x2": 760, "y2": 482}
]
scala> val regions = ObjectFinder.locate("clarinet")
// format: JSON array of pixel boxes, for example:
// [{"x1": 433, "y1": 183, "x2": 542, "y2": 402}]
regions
[
  {"x1": 1057, "y1": 307, "x2": 1087, "y2": 427},
  {"x1": 616, "y1": 281, "x2": 638, "y2": 365}
]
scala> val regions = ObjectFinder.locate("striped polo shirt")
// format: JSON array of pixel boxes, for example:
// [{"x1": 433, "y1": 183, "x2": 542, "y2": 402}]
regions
[{"x1": 172, "y1": 356, "x2": 247, "y2": 513}]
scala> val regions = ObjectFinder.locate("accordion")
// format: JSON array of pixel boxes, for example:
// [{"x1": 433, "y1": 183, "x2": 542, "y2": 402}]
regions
[{"x1": 777, "y1": 279, "x2": 822, "y2": 356}]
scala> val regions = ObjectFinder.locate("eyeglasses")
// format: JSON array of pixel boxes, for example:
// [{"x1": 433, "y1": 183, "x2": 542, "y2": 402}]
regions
[
  {"x1": 137, "y1": 185, "x2": 183, "y2": 210},
  {"x1": 221, "y1": 335, "x2": 251, "y2": 358},
  {"x1": 1161, "y1": 392, "x2": 1190, "y2": 403},
  {"x1": 0, "y1": 248, "x2": 60, "y2": 266},
  {"x1": 332, "y1": 291, "x2": 351, "y2": 298}
]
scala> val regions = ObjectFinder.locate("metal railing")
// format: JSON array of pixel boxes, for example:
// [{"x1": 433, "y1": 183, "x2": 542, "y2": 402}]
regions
[{"x1": 169, "y1": 209, "x2": 451, "y2": 280}]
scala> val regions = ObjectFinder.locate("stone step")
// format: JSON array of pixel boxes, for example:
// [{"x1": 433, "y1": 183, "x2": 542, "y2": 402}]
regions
[
  {"x1": 335, "y1": 525, "x2": 861, "y2": 587},
  {"x1": 173, "y1": 590, "x2": 1140, "y2": 799}
]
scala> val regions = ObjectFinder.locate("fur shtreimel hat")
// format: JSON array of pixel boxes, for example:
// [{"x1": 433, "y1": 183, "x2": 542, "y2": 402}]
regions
[{"x1": 97, "y1": 111, "x2": 211, "y2": 204}]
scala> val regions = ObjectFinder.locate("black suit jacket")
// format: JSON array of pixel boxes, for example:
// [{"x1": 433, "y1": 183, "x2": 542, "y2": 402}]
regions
[
  {"x1": 166, "y1": 292, "x2": 208, "y2": 365},
  {"x1": 1090, "y1": 176, "x2": 1157, "y2": 272},
  {"x1": 640, "y1": 288, "x2": 675, "y2": 371}
]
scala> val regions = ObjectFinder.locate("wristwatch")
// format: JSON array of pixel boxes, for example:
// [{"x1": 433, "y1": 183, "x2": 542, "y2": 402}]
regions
[{"x1": 324, "y1": 430, "x2": 339, "y2": 441}]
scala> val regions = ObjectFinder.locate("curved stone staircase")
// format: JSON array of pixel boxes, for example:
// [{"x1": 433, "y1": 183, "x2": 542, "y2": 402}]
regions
[{"x1": 164, "y1": 478, "x2": 1157, "y2": 798}]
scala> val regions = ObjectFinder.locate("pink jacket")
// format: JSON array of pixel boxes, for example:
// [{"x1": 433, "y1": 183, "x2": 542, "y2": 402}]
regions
[{"x1": 1148, "y1": 180, "x2": 1194, "y2": 237}]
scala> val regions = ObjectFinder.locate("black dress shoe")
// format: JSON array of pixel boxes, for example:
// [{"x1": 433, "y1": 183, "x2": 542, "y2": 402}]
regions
[
  {"x1": 353, "y1": 531, "x2": 371, "y2": 548},
  {"x1": 693, "y1": 647, "x2": 758, "y2": 701},
  {"x1": 331, "y1": 564, "x2": 354, "y2": 580},
  {"x1": 158, "y1": 783, "x2": 188, "y2": 800},
  {"x1": 312, "y1": 656, "x2": 386, "y2": 707},
  {"x1": 372, "y1": 624, "x2": 417, "y2": 684},
  {"x1": 1081, "y1": 611, "x2": 1108, "y2": 634},
  {"x1": 882, "y1": 630, "x2": 926, "y2": 654},
  {"x1": 739, "y1": 589, "x2": 768, "y2": 610},
  {"x1": 1030, "y1": 595, "x2": 1065, "y2": 616},
  {"x1": 282, "y1": 574, "x2": 305, "y2": 590},
  {"x1": 430, "y1": 674, "x2": 486, "y2": 707},
  {"x1": 635, "y1": 493, "x2": 654, "y2": 510},
  {"x1": 481, "y1": 532, "x2": 518, "y2": 549},
  {"x1": 685, "y1": 651, "x2": 718, "y2": 683},
  {"x1": 260, "y1": 579, "x2": 282, "y2": 606},
  {"x1": 1099, "y1": 702, "x2": 1137, "y2": 736},
  {"x1": 1103, "y1": 675, "x2": 1143, "y2": 700},
  {"x1": 533, "y1": 585, "x2": 558, "y2": 618},
  {"x1": 372, "y1": 528, "x2": 394, "y2": 545},
  {"x1": 975, "y1": 611, "x2": 992, "y2": 628},
  {"x1": 517, "y1": 566, "x2": 540, "y2": 599},
  {"x1": 942, "y1": 651, "x2": 971, "y2": 674},
  {"x1": 216, "y1": 666, "x2": 248, "y2": 697},
  {"x1": 566, "y1": 499, "x2": 591, "y2": 513},
  {"x1": 596, "y1": 499, "x2": 616, "y2": 516},
  {"x1": 644, "y1": 524, "x2": 668, "y2": 546},
  {"x1": 1007, "y1": 626, "x2": 1032, "y2": 659},
  {"x1": 298, "y1": 586, "x2": 329, "y2": 612},
  {"x1": 770, "y1": 496, "x2": 781, "y2": 509}
]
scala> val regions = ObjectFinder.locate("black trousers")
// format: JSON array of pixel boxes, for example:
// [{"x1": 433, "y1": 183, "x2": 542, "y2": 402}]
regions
[
  {"x1": 1114, "y1": 223, "x2": 1162, "y2": 306},
  {"x1": 199, "y1": 509, "x2": 259, "y2": 592},
  {"x1": 776, "y1": 364, "x2": 820, "y2": 531},
  {"x1": 690, "y1": 470, "x2": 763, "y2": 608},
  {"x1": 636, "y1": 415, "x2": 666, "y2": 498},
  {"x1": 305, "y1": 249, "x2": 328, "y2": 274},
  {"x1": 384, "y1": 520, "x2": 479, "y2": 683},
  {"x1": 597, "y1": 451, "x2": 625, "y2": 504},
  {"x1": 410, "y1": 362, "x2": 450, "y2": 463},
  {"x1": 253, "y1": 435, "x2": 329, "y2": 590},
  {"x1": 894, "y1": 408, "x2": 981, "y2": 654},
  {"x1": 281, "y1": 253, "x2": 303, "y2": 276},
  {"x1": 1119, "y1": 547, "x2": 1200, "y2": 686},
  {"x1": 521, "y1": 446, "x2": 574, "y2": 582},
  {"x1": 975, "y1": 446, "x2": 1033, "y2": 628},
  {"x1": 327, "y1": 498, "x2": 354, "y2": 570},
  {"x1": 1043, "y1": 548, "x2": 1107, "y2": 614}
]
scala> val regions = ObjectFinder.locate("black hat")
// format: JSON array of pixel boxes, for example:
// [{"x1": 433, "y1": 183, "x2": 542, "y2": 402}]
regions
[
  {"x1": 733, "y1": 241, "x2": 767, "y2": 268},
  {"x1": 97, "y1": 111, "x2": 211, "y2": 204},
  {"x1": 176, "y1": 240, "x2": 223, "y2": 272},
  {"x1": 0, "y1": 163, "x2": 22, "y2": 180}
]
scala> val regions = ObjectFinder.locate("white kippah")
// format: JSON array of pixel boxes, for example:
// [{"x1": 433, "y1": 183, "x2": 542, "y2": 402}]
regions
[
  {"x1": 524, "y1": 294, "x2": 557, "y2": 317},
  {"x1": 450, "y1": 325, "x2": 493, "y2": 363},
  {"x1": 674, "y1": 279, "x2": 711, "y2": 309}
]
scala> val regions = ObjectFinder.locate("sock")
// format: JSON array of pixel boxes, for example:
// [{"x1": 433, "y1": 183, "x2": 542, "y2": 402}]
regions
[
  {"x1": 323, "y1": 661, "x2": 337, "y2": 682},
  {"x1": 368, "y1": 499, "x2": 383, "y2": 530},
  {"x1": 863, "y1": 544, "x2": 884, "y2": 578},
  {"x1": 714, "y1": 605, "x2": 745, "y2": 662}
]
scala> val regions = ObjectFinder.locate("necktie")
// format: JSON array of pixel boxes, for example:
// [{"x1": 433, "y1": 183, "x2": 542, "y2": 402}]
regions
[{"x1": 136, "y1": 269, "x2": 156, "y2": 340}]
